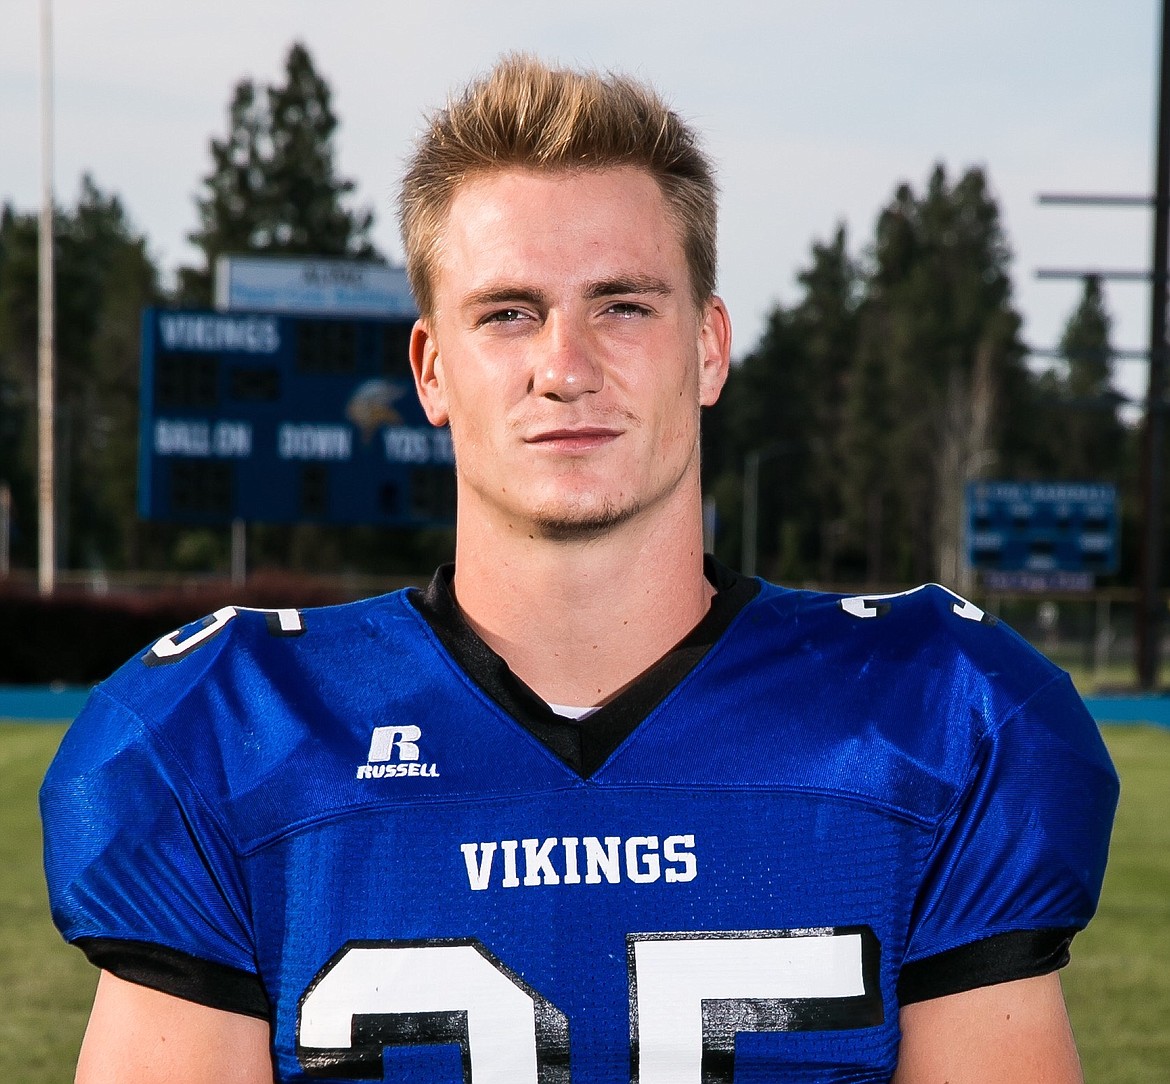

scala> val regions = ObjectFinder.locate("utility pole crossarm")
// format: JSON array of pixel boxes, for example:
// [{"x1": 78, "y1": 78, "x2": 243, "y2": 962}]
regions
[
  {"x1": 1035, "y1": 269, "x2": 1160, "y2": 281},
  {"x1": 1038, "y1": 193, "x2": 1159, "y2": 207}
]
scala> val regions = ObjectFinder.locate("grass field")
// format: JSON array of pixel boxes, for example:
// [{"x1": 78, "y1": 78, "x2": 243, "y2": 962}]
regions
[
  {"x1": 1063, "y1": 725, "x2": 1170, "y2": 1082},
  {"x1": 2, "y1": 721, "x2": 1167, "y2": 1082},
  {"x1": 0, "y1": 724, "x2": 96, "y2": 1082}
]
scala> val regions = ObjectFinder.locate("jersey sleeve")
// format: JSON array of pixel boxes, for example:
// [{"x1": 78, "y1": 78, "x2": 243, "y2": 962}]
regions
[
  {"x1": 40, "y1": 685, "x2": 270, "y2": 1018},
  {"x1": 897, "y1": 671, "x2": 1118, "y2": 1004}
]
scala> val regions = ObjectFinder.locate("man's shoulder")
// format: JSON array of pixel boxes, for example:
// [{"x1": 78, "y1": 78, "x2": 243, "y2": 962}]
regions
[
  {"x1": 744, "y1": 579, "x2": 1061, "y2": 701},
  {"x1": 58, "y1": 589, "x2": 439, "y2": 789},
  {"x1": 98, "y1": 588, "x2": 421, "y2": 718},
  {"x1": 44, "y1": 587, "x2": 458, "y2": 847},
  {"x1": 698, "y1": 580, "x2": 1080, "y2": 810}
]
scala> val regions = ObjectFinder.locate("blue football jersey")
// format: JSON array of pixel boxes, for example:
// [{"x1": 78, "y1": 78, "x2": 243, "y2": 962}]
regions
[{"x1": 41, "y1": 563, "x2": 1118, "y2": 1083}]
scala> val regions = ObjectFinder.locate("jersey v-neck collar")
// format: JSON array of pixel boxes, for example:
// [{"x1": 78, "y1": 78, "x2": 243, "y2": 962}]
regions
[{"x1": 407, "y1": 557, "x2": 760, "y2": 778}]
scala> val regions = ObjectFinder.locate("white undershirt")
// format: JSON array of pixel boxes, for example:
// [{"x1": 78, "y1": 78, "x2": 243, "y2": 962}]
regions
[{"x1": 546, "y1": 702, "x2": 600, "y2": 721}]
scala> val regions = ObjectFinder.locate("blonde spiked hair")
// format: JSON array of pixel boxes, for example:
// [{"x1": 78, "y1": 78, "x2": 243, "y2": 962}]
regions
[{"x1": 398, "y1": 55, "x2": 718, "y2": 315}]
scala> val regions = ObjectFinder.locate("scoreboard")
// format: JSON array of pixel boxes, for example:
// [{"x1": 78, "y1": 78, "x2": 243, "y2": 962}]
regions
[
  {"x1": 965, "y1": 481, "x2": 1118, "y2": 576},
  {"x1": 138, "y1": 308, "x2": 455, "y2": 526}
]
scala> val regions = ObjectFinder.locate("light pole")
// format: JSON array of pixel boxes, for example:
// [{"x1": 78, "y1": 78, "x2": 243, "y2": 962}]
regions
[
  {"x1": 741, "y1": 444, "x2": 790, "y2": 578},
  {"x1": 37, "y1": 0, "x2": 56, "y2": 596},
  {"x1": 0, "y1": 482, "x2": 11, "y2": 577}
]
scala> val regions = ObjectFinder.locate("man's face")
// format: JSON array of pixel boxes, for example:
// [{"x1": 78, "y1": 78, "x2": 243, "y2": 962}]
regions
[{"x1": 411, "y1": 166, "x2": 730, "y2": 540}]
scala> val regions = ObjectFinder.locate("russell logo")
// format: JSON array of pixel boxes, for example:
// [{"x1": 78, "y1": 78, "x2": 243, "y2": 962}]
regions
[{"x1": 356, "y1": 725, "x2": 440, "y2": 780}]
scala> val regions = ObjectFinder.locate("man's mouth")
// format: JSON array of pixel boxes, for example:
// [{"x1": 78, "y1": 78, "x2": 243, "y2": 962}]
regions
[{"x1": 524, "y1": 427, "x2": 622, "y2": 451}]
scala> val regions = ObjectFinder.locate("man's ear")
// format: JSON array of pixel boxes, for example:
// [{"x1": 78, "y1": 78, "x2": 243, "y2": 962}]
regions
[
  {"x1": 410, "y1": 319, "x2": 450, "y2": 427},
  {"x1": 698, "y1": 295, "x2": 732, "y2": 407}
]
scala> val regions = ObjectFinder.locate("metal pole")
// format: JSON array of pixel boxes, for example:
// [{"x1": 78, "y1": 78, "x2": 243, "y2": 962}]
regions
[
  {"x1": 701, "y1": 496, "x2": 717, "y2": 555},
  {"x1": 742, "y1": 451, "x2": 760, "y2": 577},
  {"x1": 0, "y1": 482, "x2": 10, "y2": 577},
  {"x1": 1137, "y1": 0, "x2": 1170, "y2": 689},
  {"x1": 37, "y1": 0, "x2": 56, "y2": 597},
  {"x1": 231, "y1": 518, "x2": 247, "y2": 587}
]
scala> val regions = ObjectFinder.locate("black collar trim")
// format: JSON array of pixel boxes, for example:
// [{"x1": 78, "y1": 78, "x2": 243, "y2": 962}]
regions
[{"x1": 407, "y1": 557, "x2": 759, "y2": 777}]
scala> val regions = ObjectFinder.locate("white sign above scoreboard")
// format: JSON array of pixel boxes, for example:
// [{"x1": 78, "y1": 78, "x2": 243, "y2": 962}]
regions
[{"x1": 215, "y1": 255, "x2": 417, "y2": 319}]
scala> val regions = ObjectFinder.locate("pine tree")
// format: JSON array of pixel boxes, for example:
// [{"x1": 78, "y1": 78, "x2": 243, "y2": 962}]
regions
[
  {"x1": 0, "y1": 204, "x2": 38, "y2": 566},
  {"x1": 790, "y1": 227, "x2": 860, "y2": 579},
  {"x1": 846, "y1": 165, "x2": 1028, "y2": 584},
  {"x1": 703, "y1": 227, "x2": 860, "y2": 579},
  {"x1": 173, "y1": 42, "x2": 388, "y2": 574},
  {"x1": 180, "y1": 42, "x2": 377, "y2": 304},
  {"x1": 0, "y1": 178, "x2": 160, "y2": 571},
  {"x1": 72, "y1": 180, "x2": 162, "y2": 567},
  {"x1": 1051, "y1": 276, "x2": 1125, "y2": 480}
]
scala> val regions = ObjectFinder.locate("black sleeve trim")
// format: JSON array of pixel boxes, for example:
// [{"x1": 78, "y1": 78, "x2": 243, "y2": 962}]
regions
[
  {"x1": 896, "y1": 927, "x2": 1078, "y2": 1006},
  {"x1": 75, "y1": 937, "x2": 271, "y2": 1021}
]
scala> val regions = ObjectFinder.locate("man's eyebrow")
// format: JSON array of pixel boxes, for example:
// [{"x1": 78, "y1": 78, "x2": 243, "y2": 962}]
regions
[
  {"x1": 460, "y1": 277, "x2": 673, "y2": 310},
  {"x1": 462, "y1": 285, "x2": 549, "y2": 309},
  {"x1": 585, "y1": 276, "x2": 673, "y2": 299}
]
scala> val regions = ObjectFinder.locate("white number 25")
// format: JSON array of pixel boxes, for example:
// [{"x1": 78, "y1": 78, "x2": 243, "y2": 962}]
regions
[{"x1": 297, "y1": 927, "x2": 882, "y2": 1082}]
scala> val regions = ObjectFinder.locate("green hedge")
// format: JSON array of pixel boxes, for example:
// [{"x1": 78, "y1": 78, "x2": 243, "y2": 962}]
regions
[{"x1": 0, "y1": 575, "x2": 408, "y2": 684}]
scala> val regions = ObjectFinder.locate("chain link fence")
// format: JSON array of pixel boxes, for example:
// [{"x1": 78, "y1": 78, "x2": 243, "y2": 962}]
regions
[{"x1": 978, "y1": 589, "x2": 1154, "y2": 691}]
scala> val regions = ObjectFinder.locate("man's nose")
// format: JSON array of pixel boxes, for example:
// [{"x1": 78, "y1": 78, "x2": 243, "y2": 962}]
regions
[{"x1": 530, "y1": 316, "x2": 604, "y2": 401}]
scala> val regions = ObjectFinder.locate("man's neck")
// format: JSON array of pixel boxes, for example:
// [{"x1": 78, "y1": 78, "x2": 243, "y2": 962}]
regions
[{"x1": 451, "y1": 497, "x2": 713, "y2": 708}]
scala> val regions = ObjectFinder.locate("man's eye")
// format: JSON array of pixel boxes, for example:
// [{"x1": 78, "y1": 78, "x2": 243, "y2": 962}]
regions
[
  {"x1": 607, "y1": 302, "x2": 651, "y2": 317},
  {"x1": 480, "y1": 309, "x2": 528, "y2": 325}
]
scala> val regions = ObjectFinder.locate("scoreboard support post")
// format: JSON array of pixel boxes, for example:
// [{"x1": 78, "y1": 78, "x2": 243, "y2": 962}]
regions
[{"x1": 231, "y1": 518, "x2": 246, "y2": 587}]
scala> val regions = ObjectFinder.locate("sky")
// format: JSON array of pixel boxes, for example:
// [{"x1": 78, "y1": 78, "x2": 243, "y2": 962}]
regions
[{"x1": 0, "y1": 1, "x2": 1162, "y2": 404}]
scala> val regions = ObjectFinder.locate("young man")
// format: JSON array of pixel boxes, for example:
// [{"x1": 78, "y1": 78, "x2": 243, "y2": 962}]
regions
[{"x1": 43, "y1": 57, "x2": 1117, "y2": 1083}]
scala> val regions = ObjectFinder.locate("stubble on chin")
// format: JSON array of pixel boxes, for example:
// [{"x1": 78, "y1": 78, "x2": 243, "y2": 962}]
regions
[{"x1": 529, "y1": 495, "x2": 644, "y2": 542}]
